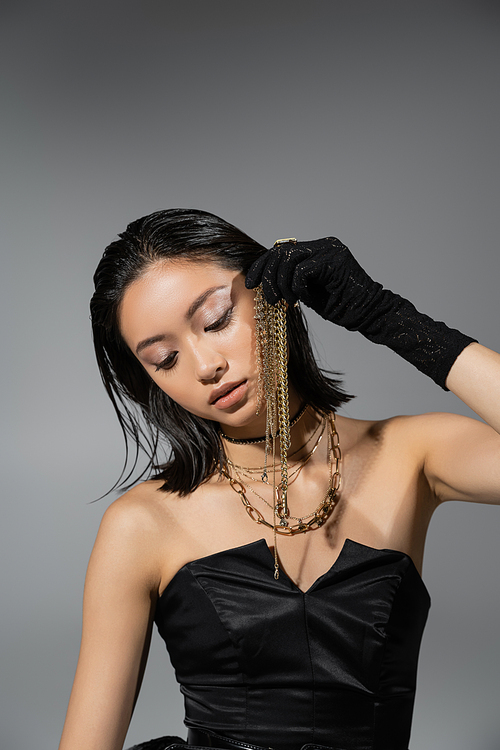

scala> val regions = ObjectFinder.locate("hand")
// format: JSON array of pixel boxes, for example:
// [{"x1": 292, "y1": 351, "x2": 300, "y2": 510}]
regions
[
  {"x1": 246, "y1": 236, "x2": 476, "y2": 390},
  {"x1": 245, "y1": 237, "x2": 385, "y2": 330}
]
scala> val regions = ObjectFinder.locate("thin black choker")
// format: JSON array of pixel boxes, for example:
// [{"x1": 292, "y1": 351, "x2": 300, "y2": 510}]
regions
[{"x1": 220, "y1": 403, "x2": 308, "y2": 445}]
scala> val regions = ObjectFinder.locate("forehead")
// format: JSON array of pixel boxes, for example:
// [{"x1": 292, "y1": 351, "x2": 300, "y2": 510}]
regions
[{"x1": 118, "y1": 260, "x2": 240, "y2": 344}]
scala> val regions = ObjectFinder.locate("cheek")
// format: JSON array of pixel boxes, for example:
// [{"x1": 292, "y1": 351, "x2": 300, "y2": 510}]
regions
[
  {"x1": 145, "y1": 314, "x2": 258, "y2": 404},
  {"x1": 147, "y1": 371, "x2": 183, "y2": 404},
  {"x1": 231, "y1": 315, "x2": 258, "y2": 368},
  {"x1": 149, "y1": 374, "x2": 209, "y2": 419}
]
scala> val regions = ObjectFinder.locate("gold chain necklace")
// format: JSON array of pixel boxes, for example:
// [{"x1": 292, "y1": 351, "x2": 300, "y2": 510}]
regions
[
  {"x1": 227, "y1": 416, "x2": 326, "y2": 486},
  {"x1": 220, "y1": 402, "x2": 307, "y2": 445},
  {"x1": 226, "y1": 411, "x2": 323, "y2": 471},
  {"x1": 231, "y1": 417, "x2": 327, "y2": 504},
  {"x1": 225, "y1": 413, "x2": 342, "y2": 578}
]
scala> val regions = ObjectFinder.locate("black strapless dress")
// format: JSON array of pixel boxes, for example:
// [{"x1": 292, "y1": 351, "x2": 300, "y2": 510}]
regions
[{"x1": 149, "y1": 538, "x2": 430, "y2": 750}]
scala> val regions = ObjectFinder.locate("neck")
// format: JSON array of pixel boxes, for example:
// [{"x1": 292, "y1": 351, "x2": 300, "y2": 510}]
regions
[
  {"x1": 221, "y1": 403, "x2": 323, "y2": 469},
  {"x1": 220, "y1": 384, "x2": 303, "y2": 443}
]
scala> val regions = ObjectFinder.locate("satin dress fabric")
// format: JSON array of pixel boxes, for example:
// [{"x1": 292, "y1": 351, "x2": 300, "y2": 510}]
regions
[{"x1": 154, "y1": 538, "x2": 430, "y2": 750}]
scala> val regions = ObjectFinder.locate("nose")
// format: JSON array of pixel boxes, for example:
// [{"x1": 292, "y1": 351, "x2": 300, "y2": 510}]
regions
[{"x1": 192, "y1": 342, "x2": 227, "y2": 383}]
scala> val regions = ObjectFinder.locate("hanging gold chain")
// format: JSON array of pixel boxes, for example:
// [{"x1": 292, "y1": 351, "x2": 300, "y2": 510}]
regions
[
  {"x1": 274, "y1": 298, "x2": 290, "y2": 520},
  {"x1": 254, "y1": 286, "x2": 279, "y2": 483},
  {"x1": 250, "y1": 250, "x2": 341, "y2": 579}
]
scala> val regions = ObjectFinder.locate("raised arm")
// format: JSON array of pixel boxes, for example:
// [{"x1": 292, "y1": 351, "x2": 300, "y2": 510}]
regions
[
  {"x1": 446, "y1": 342, "x2": 500, "y2": 435},
  {"x1": 59, "y1": 494, "x2": 163, "y2": 750},
  {"x1": 246, "y1": 238, "x2": 500, "y2": 506},
  {"x1": 418, "y1": 343, "x2": 500, "y2": 506}
]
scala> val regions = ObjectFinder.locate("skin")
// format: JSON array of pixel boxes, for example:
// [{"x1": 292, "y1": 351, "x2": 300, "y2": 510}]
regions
[{"x1": 59, "y1": 259, "x2": 500, "y2": 750}]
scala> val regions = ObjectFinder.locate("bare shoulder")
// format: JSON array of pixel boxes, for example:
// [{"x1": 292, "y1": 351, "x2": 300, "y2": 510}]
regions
[
  {"x1": 399, "y1": 412, "x2": 500, "y2": 505},
  {"x1": 335, "y1": 412, "x2": 416, "y2": 451},
  {"x1": 89, "y1": 480, "x2": 180, "y2": 594},
  {"x1": 383, "y1": 411, "x2": 494, "y2": 448},
  {"x1": 100, "y1": 479, "x2": 175, "y2": 537},
  {"x1": 335, "y1": 410, "x2": 485, "y2": 459}
]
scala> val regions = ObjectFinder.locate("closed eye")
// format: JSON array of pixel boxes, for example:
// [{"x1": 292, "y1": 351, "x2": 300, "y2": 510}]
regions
[
  {"x1": 154, "y1": 351, "x2": 178, "y2": 372},
  {"x1": 154, "y1": 307, "x2": 234, "y2": 372},
  {"x1": 205, "y1": 306, "x2": 234, "y2": 333}
]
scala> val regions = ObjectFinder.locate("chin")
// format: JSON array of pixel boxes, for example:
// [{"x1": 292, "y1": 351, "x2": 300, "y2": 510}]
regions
[{"x1": 218, "y1": 407, "x2": 266, "y2": 433}]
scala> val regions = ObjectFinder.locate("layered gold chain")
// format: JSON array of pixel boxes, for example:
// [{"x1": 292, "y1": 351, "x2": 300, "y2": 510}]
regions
[
  {"x1": 226, "y1": 412, "x2": 323, "y2": 474},
  {"x1": 225, "y1": 414, "x2": 342, "y2": 570},
  {"x1": 229, "y1": 416, "x2": 327, "y2": 513}
]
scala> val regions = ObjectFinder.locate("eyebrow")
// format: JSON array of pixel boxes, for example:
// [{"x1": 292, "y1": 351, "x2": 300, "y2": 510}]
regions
[{"x1": 135, "y1": 285, "x2": 227, "y2": 356}]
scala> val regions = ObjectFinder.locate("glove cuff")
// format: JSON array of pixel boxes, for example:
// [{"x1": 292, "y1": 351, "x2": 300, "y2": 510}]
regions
[{"x1": 357, "y1": 291, "x2": 477, "y2": 390}]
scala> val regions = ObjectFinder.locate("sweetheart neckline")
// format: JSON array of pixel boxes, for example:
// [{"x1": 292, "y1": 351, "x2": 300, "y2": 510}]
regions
[{"x1": 158, "y1": 537, "x2": 429, "y2": 600}]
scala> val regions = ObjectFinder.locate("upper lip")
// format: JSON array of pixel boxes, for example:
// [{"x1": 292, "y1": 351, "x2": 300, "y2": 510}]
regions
[{"x1": 209, "y1": 380, "x2": 246, "y2": 405}]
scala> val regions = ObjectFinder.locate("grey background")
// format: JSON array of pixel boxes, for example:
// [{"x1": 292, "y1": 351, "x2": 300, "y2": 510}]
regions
[{"x1": 1, "y1": 1, "x2": 499, "y2": 748}]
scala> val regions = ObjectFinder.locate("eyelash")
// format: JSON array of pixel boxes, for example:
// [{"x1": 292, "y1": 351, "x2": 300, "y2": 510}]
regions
[
  {"x1": 154, "y1": 306, "x2": 234, "y2": 372},
  {"x1": 205, "y1": 306, "x2": 234, "y2": 333}
]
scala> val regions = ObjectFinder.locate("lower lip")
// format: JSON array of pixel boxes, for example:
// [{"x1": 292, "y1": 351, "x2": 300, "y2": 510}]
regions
[{"x1": 212, "y1": 381, "x2": 248, "y2": 410}]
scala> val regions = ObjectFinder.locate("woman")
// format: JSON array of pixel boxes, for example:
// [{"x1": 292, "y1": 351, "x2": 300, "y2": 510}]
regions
[{"x1": 59, "y1": 209, "x2": 500, "y2": 750}]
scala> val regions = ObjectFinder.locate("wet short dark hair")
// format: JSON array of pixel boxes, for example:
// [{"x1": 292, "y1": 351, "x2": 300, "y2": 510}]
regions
[{"x1": 90, "y1": 208, "x2": 353, "y2": 496}]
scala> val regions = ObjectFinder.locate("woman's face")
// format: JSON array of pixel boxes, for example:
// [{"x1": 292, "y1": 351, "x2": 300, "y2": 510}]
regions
[{"x1": 119, "y1": 259, "x2": 264, "y2": 431}]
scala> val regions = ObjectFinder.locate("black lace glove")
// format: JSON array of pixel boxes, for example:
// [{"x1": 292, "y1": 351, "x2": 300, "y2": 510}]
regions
[{"x1": 245, "y1": 237, "x2": 476, "y2": 390}]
